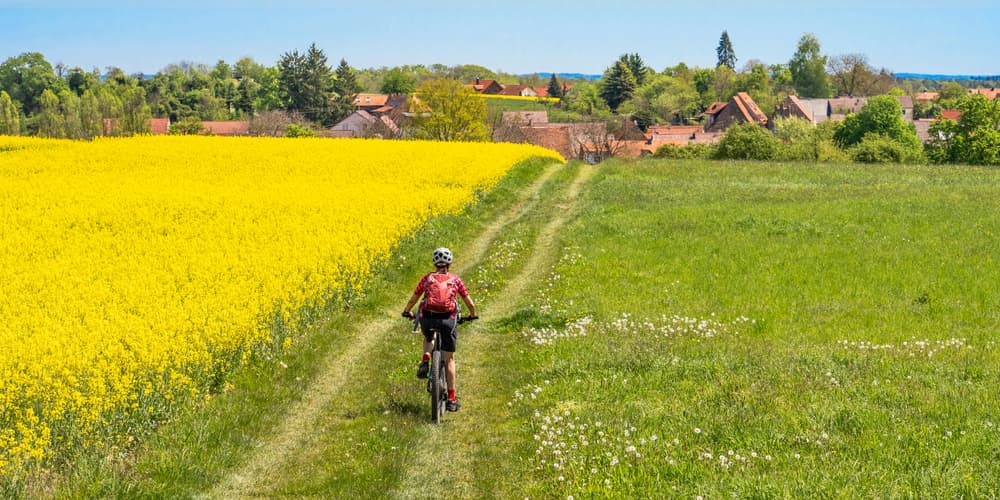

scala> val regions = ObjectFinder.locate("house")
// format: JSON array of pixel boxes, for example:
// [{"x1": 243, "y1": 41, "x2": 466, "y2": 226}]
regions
[
  {"x1": 896, "y1": 95, "x2": 914, "y2": 121},
  {"x1": 647, "y1": 125, "x2": 702, "y2": 148},
  {"x1": 534, "y1": 87, "x2": 549, "y2": 98},
  {"x1": 827, "y1": 97, "x2": 867, "y2": 120},
  {"x1": 201, "y1": 121, "x2": 250, "y2": 136},
  {"x1": 328, "y1": 110, "x2": 399, "y2": 138},
  {"x1": 498, "y1": 85, "x2": 538, "y2": 97},
  {"x1": 501, "y1": 111, "x2": 548, "y2": 126},
  {"x1": 940, "y1": 109, "x2": 962, "y2": 121},
  {"x1": 704, "y1": 92, "x2": 767, "y2": 133},
  {"x1": 353, "y1": 93, "x2": 390, "y2": 111},
  {"x1": 467, "y1": 78, "x2": 504, "y2": 94},
  {"x1": 968, "y1": 87, "x2": 1000, "y2": 100},
  {"x1": 915, "y1": 91, "x2": 939, "y2": 104},
  {"x1": 150, "y1": 118, "x2": 170, "y2": 134},
  {"x1": 797, "y1": 98, "x2": 832, "y2": 124},
  {"x1": 771, "y1": 95, "x2": 816, "y2": 124}
]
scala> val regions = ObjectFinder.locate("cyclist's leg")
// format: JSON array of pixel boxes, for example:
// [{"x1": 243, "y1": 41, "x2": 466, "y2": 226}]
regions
[{"x1": 441, "y1": 319, "x2": 458, "y2": 394}]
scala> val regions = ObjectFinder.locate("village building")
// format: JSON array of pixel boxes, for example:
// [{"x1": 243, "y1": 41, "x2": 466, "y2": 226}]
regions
[
  {"x1": 968, "y1": 87, "x2": 1000, "y2": 100},
  {"x1": 466, "y1": 78, "x2": 504, "y2": 94},
  {"x1": 704, "y1": 92, "x2": 768, "y2": 133},
  {"x1": 497, "y1": 85, "x2": 538, "y2": 97},
  {"x1": 327, "y1": 109, "x2": 399, "y2": 138},
  {"x1": 771, "y1": 95, "x2": 816, "y2": 125}
]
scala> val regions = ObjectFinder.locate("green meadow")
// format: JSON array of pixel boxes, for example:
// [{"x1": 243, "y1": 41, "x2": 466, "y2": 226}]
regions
[{"x1": 41, "y1": 158, "x2": 1000, "y2": 499}]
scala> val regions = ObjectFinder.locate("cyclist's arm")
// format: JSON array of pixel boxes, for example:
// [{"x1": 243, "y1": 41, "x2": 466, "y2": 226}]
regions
[
  {"x1": 461, "y1": 294, "x2": 477, "y2": 317},
  {"x1": 402, "y1": 292, "x2": 421, "y2": 316}
]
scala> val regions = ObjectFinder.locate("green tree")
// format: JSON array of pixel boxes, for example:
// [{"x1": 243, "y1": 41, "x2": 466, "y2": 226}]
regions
[
  {"x1": 36, "y1": 88, "x2": 64, "y2": 137},
  {"x1": 79, "y1": 89, "x2": 102, "y2": 138},
  {"x1": 619, "y1": 53, "x2": 648, "y2": 87},
  {"x1": 789, "y1": 33, "x2": 831, "y2": 98},
  {"x1": 546, "y1": 73, "x2": 563, "y2": 99},
  {"x1": 58, "y1": 89, "x2": 83, "y2": 139},
  {"x1": 926, "y1": 94, "x2": 1000, "y2": 165},
  {"x1": 716, "y1": 30, "x2": 737, "y2": 70},
  {"x1": 620, "y1": 73, "x2": 700, "y2": 125},
  {"x1": 937, "y1": 81, "x2": 968, "y2": 101},
  {"x1": 380, "y1": 67, "x2": 418, "y2": 95},
  {"x1": 278, "y1": 43, "x2": 334, "y2": 124},
  {"x1": 235, "y1": 77, "x2": 260, "y2": 117},
  {"x1": 600, "y1": 60, "x2": 637, "y2": 111},
  {"x1": 410, "y1": 79, "x2": 489, "y2": 141},
  {"x1": 119, "y1": 82, "x2": 152, "y2": 135},
  {"x1": 0, "y1": 52, "x2": 65, "y2": 116},
  {"x1": 331, "y1": 59, "x2": 362, "y2": 125},
  {"x1": 0, "y1": 90, "x2": 20, "y2": 134},
  {"x1": 834, "y1": 95, "x2": 919, "y2": 147},
  {"x1": 562, "y1": 82, "x2": 611, "y2": 117},
  {"x1": 714, "y1": 122, "x2": 781, "y2": 160}
]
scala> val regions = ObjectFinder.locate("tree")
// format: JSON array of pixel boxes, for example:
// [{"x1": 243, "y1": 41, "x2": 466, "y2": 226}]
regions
[
  {"x1": 714, "y1": 122, "x2": 781, "y2": 160},
  {"x1": 79, "y1": 89, "x2": 102, "y2": 138},
  {"x1": 546, "y1": 73, "x2": 563, "y2": 99},
  {"x1": 716, "y1": 31, "x2": 737, "y2": 70},
  {"x1": 331, "y1": 59, "x2": 363, "y2": 124},
  {"x1": 938, "y1": 81, "x2": 968, "y2": 101},
  {"x1": 619, "y1": 53, "x2": 648, "y2": 87},
  {"x1": 58, "y1": 89, "x2": 83, "y2": 139},
  {"x1": 36, "y1": 89, "x2": 63, "y2": 137},
  {"x1": 380, "y1": 67, "x2": 417, "y2": 95},
  {"x1": 926, "y1": 94, "x2": 1000, "y2": 165},
  {"x1": 789, "y1": 33, "x2": 831, "y2": 98},
  {"x1": 0, "y1": 90, "x2": 19, "y2": 134},
  {"x1": 620, "y1": 73, "x2": 700, "y2": 125},
  {"x1": 834, "y1": 95, "x2": 923, "y2": 162},
  {"x1": 599, "y1": 60, "x2": 637, "y2": 111},
  {"x1": 0, "y1": 52, "x2": 64, "y2": 116},
  {"x1": 562, "y1": 82, "x2": 611, "y2": 117},
  {"x1": 409, "y1": 79, "x2": 489, "y2": 142},
  {"x1": 277, "y1": 43, "x2": 334, "y2": 124},
  {"x1": 828, "y1": 54, "x2": 893, "y2": 97}
]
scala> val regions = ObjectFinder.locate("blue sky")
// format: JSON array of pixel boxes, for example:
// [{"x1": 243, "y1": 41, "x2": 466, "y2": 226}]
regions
[{"x1": 1, "y1": 1, "x2": 998, "y2": 76}]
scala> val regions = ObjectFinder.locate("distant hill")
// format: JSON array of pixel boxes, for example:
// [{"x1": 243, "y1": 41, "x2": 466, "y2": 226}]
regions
[
  {"x1": 895, "y1": 73, "x2": 1000, "y2": 81},
  {"x1": 525, "y1": 72, "x2": 602, "y2": 81}
]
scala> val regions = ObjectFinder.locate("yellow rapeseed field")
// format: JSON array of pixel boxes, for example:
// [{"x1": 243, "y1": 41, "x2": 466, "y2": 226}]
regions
[{"x1": 0, "y1": 135, "x2": 562, "y2": 475}]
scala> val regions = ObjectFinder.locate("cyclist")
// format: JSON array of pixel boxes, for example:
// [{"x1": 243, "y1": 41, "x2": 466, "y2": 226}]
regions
[{"x1": 402, "y1": 247, "x2": 477, "y2": 412}]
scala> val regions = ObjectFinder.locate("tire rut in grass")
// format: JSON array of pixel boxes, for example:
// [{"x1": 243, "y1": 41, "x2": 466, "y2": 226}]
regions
[
  {"x1": 204, "y1": 163, "x2": 564, "y2": 499},
  {"x1": 393, "y1": 164, "x2": 596, "y2": 499}
]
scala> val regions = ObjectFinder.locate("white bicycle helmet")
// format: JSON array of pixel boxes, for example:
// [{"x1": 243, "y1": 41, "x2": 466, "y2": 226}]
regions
[{"x1": 432, "y1": 247, "x2": 453, "y2": 267}]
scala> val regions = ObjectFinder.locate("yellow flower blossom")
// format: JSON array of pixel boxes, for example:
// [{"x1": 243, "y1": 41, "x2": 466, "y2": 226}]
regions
[{"x1": 0, "y1": 135, "x2": 562, "y2": 475}]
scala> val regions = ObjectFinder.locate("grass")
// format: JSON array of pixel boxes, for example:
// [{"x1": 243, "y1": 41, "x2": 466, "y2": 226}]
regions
[
  {"x1": 40, "y1": 157, "x2": 559, "y2": 499},
  {"x1": 493, "y1": 158, "x2": 1000, "y2": 498},
  {"x1": 42, "y1": 157, "x2": 1000, "y2": 498}
]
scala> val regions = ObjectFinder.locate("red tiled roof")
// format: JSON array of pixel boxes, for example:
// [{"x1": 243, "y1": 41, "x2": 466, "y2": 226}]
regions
[
  {"x1": 202, "y1": 121, "x2": 250, "y2": 136},
  {"x1": 647, "y1": 125, "x2": 702, "y2": 136},
  {"x1": 733, "y1": 92, "x2": 768, "y2": 125},
  {"x1": 784, "y1": 95, "x2": 815, "y2": 123},
  {"x1": 704, "y1": 102, "x2": 727, "y2": 115},
  {"x1": 498, "y1": 85, "x2": 535, "y2": 96},
  {"x1": 150, "y1": 118, "x2": 170, "y2": 135},
  {"x1": 520, "y1": 125, "x2": 573, "y2": 159},
  {"x1": 940, "y1": 109, "x2": 962, "y2": 121},
  {"x1": 354, "y1": 94, "x2": 389, "y2": 107},
  {"x1": 968, "y1": 87, "x2": 1000, "y2": 100},
  {"x1": 534, "y1": 87, "x2": 549, "y2": 97},
  {"x1": 915, "y1": 92, "x2": 939, "y2": 102},
  {"x1": 466, "y1": 79, "x2": 500, "y2": 92}
]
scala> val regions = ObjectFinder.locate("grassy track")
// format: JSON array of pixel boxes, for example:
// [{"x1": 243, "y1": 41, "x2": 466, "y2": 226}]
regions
[{"x1": 52, "y1": 157, "x2": 1000, "y2": 498}]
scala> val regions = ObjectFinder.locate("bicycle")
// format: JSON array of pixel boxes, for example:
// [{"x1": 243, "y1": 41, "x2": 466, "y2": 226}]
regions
[{"x1": 404, "y1": 311, "x2": 477, "y2": 423}]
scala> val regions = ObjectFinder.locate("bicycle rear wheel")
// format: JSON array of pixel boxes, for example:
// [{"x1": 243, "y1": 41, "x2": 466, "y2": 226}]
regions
[{"x1": 430, "y1": 349, "x2": 446, "y2": 423}]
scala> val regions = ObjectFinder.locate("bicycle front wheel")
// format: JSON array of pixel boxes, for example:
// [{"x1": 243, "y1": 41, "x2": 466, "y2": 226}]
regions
[{"x1": 430, "y1": 350, "x2": 446, "y2": 423}]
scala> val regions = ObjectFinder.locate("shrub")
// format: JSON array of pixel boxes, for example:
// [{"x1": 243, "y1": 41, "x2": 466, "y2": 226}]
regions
[
  {"x1": 169, "y1": 117, "x2": 204, "y2": 135},
  {"x1": 714, "y1": 122, "x2": 780, "y2": 161},
  {"x1": 652, "y1": 143, "x2": 715, "y2": 159},
  {"x1": 849, "y1": 133, "x2": 927, "y2": 163},
  {"x1": 285, "y1": 123, "x2": 317, "y2": 138}
]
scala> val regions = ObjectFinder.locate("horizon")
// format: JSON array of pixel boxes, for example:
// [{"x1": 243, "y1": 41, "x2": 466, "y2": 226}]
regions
[{"x1": 2, "y1": 2, "x2": 999, "y2": 77}]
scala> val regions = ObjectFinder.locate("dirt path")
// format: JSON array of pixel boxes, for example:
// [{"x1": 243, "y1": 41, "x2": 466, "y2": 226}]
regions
[
  {"x1": 205, "y1": 163, "x2": 564, "y2": 499},
  {"x1": 393, "y1": 164, "x2": 595, "y2": 499}
]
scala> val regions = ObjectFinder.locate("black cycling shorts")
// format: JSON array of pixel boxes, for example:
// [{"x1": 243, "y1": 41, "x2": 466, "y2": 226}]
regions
[{"x1": 419, "y1": 311, "x2": 457, "y2": 352}]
